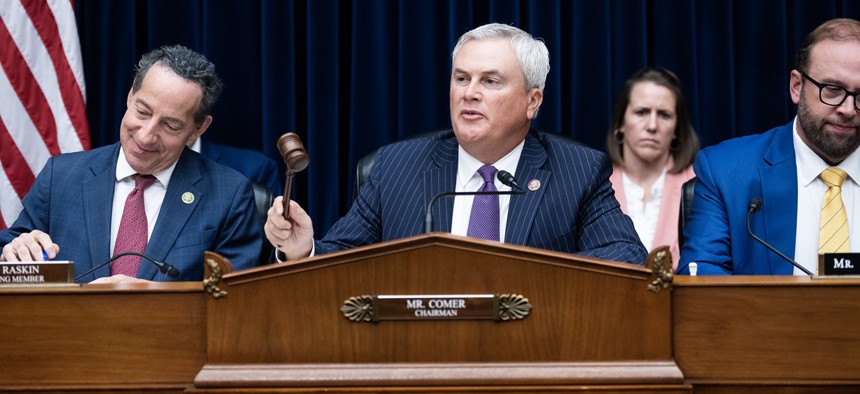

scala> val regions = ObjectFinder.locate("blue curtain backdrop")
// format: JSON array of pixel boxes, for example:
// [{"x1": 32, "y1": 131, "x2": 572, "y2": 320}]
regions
[{"x1": 74, "y1": 0, "x2": 860, "y2": 235}]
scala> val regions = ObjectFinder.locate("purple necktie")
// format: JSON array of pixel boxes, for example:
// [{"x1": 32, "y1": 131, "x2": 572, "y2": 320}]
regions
[
  {"x1": 467, "y1": 165, "x2": 500, "y2": 241},
  {"x1": 112, "y1": 174, "x2": 157, "y2": 276}
]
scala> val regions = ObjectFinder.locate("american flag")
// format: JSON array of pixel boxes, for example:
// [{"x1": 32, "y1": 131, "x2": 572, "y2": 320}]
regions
[{"x1": 0, "y1": 0, "x2": 89, "y2": 229}]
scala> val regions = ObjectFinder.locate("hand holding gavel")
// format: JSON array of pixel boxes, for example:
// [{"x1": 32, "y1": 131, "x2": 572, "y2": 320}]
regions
[{"x1": 277, "y1": 133, "x2": 310, "y2": 220}]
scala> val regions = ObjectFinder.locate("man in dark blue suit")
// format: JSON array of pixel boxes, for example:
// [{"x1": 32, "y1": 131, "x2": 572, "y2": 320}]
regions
[
  {"x1": 0, "y1": 45, "x2": 262, "y2": 282},
  {"x1": 678, "y1": 18, "x2": 860, "y2": 275},
  {"x1": 264, "y1": 23, "x2": 646, "y2": 265}
]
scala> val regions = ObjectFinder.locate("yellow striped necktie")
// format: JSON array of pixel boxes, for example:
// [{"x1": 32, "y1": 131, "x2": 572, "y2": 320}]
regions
[{"x1": 818, "y1": 167, "x2": 849, "y2": 253}]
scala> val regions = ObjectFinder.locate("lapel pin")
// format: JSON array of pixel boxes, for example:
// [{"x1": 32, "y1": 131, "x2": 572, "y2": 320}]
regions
[
  {"x1": 528, "y1": 179, "x2": 541, "y2": 191},
  {"x1": 181, "y1": 192, "x2": 195, "y2": 204}
]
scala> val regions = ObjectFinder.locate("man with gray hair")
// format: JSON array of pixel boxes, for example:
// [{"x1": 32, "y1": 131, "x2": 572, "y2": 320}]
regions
[
  {"x1": 265, "y1": 23, "x2": 646, "y2": 264},
  {"x1": 0, "y1": 45, "x2": 262, "y2": 282}
]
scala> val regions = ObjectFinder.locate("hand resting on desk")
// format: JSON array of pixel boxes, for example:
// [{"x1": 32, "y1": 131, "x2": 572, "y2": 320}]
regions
[{"x1": 0, "y1": 230, "x2": 59, "y2": 262}]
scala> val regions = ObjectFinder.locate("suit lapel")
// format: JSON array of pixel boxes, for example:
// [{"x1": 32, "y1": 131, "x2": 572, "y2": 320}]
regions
[
  {"x1": 507, "y1": 133, "x2": 550, "y2": 246},
  {"x1": 425, "y1": 136, "x2": 458, "y2": 233},
  {"x1": 83, "y1": 144, "x2": 121, "y2": 279},
  {"x1": 139, "y1": 149, "x2": 203, "y2": 280},
  {"x1": 760, "y1": 125, "x2": 798, "y2": 275}
]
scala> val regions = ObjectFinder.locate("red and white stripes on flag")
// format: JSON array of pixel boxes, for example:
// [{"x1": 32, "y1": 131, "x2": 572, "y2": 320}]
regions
[{"x1": 0, "y1": 0, "x2": 90, "y2": 229}]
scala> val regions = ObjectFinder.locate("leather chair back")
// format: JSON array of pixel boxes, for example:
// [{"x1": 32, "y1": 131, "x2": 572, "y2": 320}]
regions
[
  {"x1": 251, "y1": 181, "x2": 274, "y2": 264},
  {"x1": 354, "y1": 151, "x2": 377, "y2": 200},
  {"x1": 678, "y1": 177, "x2": 697, "y2": 248},
  {"x1": 353, "y1": 130, "x2": 451, "y2": 199}
]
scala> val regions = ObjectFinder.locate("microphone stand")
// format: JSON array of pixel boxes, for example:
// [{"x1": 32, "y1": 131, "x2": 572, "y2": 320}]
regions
[
  {"x1": 746, "y1": 200, "x2": 814, "y2": 276},
  {"x1": 424, "y1": 189, "x2": 525, "y2": 234},
  {"x1": 74, "y1": 252, "x2": 181, "y2": 282},
  {"x1": 424, "y1": 170, "x2": 527, "y2": 233}
]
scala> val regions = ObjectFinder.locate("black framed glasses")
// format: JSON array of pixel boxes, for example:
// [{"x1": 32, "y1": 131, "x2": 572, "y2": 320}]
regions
[{"x1": 799, "y1": 70, "x2": 860, "y2": 111}]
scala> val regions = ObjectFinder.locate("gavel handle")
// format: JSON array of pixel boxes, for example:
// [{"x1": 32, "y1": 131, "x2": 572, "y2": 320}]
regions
[{"x1": 282, "y1": 171, "x2": 294, "y2": 220}]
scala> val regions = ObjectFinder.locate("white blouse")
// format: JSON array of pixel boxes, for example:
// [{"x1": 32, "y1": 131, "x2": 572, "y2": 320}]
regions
[{"x1": 621, "y1": 169, "x2": 666, "y2": 251}]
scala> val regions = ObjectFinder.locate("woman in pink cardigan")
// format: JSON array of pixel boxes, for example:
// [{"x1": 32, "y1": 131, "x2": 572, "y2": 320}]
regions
[{"x1": 606, "y1": 68, "x2": 699, "y2": 270}]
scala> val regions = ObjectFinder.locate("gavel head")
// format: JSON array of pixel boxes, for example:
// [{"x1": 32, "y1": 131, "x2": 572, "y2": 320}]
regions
[{"x1": 277, "y1": 132, "x2": 310, "y2": 173}]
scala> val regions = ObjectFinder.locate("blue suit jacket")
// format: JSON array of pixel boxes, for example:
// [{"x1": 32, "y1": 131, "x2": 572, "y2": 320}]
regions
[
  {"x1": 678, "y1": 122, "x2": 798, "y2": 275},
  {"x1": 0, "y1": 143, "x2": 263, "y2": 282},
  {"x1": 200, "y1": 139, "x2": 283, "y2": 196},
  {"x1": 317, "y1": 130, "x2": 647, "y2": 264}
]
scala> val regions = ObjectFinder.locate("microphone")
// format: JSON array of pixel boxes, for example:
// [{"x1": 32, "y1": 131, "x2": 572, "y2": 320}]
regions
[
  {"x1": 497, "y1": 170, "x2": 523, "y2": 191},
  {"x1": 746, "y1": 198, "x2": 814, "y2": 276},
  {"x1": 424, "y1": 170, "x2": 526, "y2": 233},
  {"x1": 74, "y1": 252, "x2": 181, "y2": 282}
]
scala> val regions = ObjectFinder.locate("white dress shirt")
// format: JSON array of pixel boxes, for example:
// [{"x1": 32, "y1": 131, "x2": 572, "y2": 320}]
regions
[
  {"x1": 793, "y1": 117, "x2": 860, "y2": 275},
  {"x1": 450, "y1": 140, "x2": 524, "y2": 242},
  {"x1": 110, "y1": 148, "x2": 177, "y2": 255},
  {"x1": 189, "y1": 137, "x2": 202, "y2": 152}
]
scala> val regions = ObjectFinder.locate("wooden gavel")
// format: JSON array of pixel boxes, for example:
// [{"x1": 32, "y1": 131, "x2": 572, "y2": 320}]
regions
[{"x1": 277, "y1": 132, "x2": 310, "y2": 220}]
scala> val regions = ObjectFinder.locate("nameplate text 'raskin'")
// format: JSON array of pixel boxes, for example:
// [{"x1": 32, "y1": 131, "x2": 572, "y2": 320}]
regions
[{"x1": 0, "y1": 261, "x2": 75, "y2": 285}]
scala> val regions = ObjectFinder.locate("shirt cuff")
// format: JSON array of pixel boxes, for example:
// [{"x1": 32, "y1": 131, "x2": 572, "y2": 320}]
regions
[{"x1": 275, "y1": 241, "x2": 315, "y2": 263}]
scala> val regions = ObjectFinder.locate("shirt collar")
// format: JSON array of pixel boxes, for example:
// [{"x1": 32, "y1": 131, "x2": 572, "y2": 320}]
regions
[
  {"x1": 189, "y1": 137, "x2": 202, "y2": 153},
  {"x1": 116, "y1": 146, "x2": 178, "y2": 188},
  {"x1": 793, "y1": 116, "x2": 860, "y2": 187},
  {"x1": 456, "y1": 139, "x2": 525, "y2": 189},
  {"x1": 621, "y1": 166, "x2": 667, "y2": 200}
]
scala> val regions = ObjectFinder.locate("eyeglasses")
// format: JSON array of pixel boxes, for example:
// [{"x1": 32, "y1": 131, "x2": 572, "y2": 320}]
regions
[{"x1": 798, "y1": 70, "x2": 860, "y2": 111}]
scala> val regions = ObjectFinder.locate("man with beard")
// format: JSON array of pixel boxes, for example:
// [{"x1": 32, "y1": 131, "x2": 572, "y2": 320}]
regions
[{"x1": 678, "y1": 18, "x2": 860, "y2": 275}]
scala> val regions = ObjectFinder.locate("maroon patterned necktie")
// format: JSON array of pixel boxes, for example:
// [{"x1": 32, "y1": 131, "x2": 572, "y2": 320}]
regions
[
  {"x1": 467, "y1": 165, "x2": 500, "y2": 241},
  {"x1": 111, "y1": 174, "x2": 157, "y2": 276}
]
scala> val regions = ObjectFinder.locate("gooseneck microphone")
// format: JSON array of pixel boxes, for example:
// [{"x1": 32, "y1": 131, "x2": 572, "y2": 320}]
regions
[
  {"x1": 424, "y1": 170, "x2": 526, "y2": 233},
  {"x1": 746, "y1": 198, "x2": 814, "y2": 276},
  {"x1": 74, "y1": 252, "x2": 181, "y2": 282},
  {"x1": 496, "y1": 170, "x2": 523, "y2": 191}
]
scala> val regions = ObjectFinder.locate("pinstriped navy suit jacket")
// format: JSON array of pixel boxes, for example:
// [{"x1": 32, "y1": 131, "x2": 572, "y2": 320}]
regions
[
  {"x1": 0, "y1": 143, "x2": 262, "y2": 282},
  {"x1": 318, "y1": 130, "x2": 647, "y2": 264}
]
